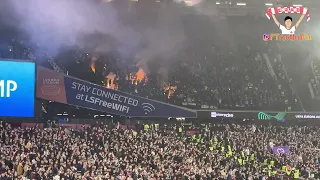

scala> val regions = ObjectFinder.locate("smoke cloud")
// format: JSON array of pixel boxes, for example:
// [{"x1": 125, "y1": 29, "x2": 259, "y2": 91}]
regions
[
  {"x1": 3, "y1": 0, "x2": 191, "y2": 64},
  {"x1": 1, "y1": 0, "x2": 237, "y2": 82},
  {"x1": 5, "y1": 0, "x2": 138, "y2": 54}
]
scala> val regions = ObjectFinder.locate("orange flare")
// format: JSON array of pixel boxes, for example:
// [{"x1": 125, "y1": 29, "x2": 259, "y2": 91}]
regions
[
  {"x1": 91, "y1": 64, "x2": 96, "y2": 73},
  {"x1": 136, "y1": 68, "x2": 145, "y2": 81}
]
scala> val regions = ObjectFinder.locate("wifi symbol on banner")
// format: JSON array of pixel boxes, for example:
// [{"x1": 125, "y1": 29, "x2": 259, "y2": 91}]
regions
[
  {"x1": 142, "y1": 103, "x2": 156, "y2": 114},
  {"x1": 258, "y1": 112, "x2": 286, "y2": 122}
]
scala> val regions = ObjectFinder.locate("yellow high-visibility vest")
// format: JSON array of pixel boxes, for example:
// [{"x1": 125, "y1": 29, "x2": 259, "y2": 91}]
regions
[
  {"x1": 250, "y1": 154, "x2": 255, "y2": 161},
  {"x1": 270, "y1": 160, "x2": 275, "y2": 167},
  {"x1": 264, "y1": 159, "x2": 268, "y2": 165},
  {"x1": 286, "y1": 170, "x2": 291, "y2": 176},
  {"x1": 133, "y1": 131, "x2": 137, "y2": 136},
  {"x1": 294, "y1": 169, "x2": 299, "y2": 178}
]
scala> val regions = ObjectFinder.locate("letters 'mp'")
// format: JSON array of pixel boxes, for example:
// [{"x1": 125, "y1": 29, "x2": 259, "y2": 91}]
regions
[{"x1": 0, "y1": 80, "x2": 18, "y2": 98}]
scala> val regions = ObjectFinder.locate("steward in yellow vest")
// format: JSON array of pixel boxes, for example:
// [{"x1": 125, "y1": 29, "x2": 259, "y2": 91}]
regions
[
  {"x1": 293, "y1": 169, "x2": 299, "y2": 179},
  {"x1": 144, "y1": 124, "x2": 149, "y2": 131}
]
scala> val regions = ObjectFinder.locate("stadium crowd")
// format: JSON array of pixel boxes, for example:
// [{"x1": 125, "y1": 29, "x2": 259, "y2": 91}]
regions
[
  {"x1": 0, "y1": 34, "x2": 301, "y2": 112},
  {"x1": 116, "y1": 44, "x2": 300, "y2": 111},
  {"x1": 0, "y1": 6, "x2": 304, "y2": 112},
  {"x1": 1, "y1": 2, "x2": 319, "y2": 179},
  {"x1": 0, "y1": 121, "x2": 320, "y2": 179}
]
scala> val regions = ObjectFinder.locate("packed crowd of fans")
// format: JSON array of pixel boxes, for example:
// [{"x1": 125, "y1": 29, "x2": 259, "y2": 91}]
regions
[
  {"x1": 118, "y1": 44, "x2": 300, "y2": 111},
  {"x1": 2, "y1": 1, "x2": 320, "y2": 180},
  {"x1": 1, "y1": 0, "x2": 308, "y2": 112},
  {"x1": 0, "y1": 121, "x2": 320, "y2": 179},
  {"x1": 0, "y1": 24, "x2": 302, "y2": 112}
]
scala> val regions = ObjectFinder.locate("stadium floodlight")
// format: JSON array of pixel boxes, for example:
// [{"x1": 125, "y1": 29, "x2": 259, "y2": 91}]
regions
[
  {"x1": 265, "y1": 3, "x2": 273, "y2": 6},
  {"x1": 216, "y1": 2, "x2": 220, "y2": 4},
  {"x1": 236, "y1": 2, "x2": 246, "y2": 6}
]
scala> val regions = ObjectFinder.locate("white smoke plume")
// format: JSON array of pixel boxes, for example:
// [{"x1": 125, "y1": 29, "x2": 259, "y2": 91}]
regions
[
  {"x1": 2, "y1": 0, "x2": 189, "y2": 63},
  {"x1": 5, "y1": 0, "x2": 139, "y2": 55}
]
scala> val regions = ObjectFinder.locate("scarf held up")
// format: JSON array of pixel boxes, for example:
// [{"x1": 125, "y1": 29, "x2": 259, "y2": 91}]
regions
[{"x1": 265, "y1": 6, "x2": 310, "y2": 22}]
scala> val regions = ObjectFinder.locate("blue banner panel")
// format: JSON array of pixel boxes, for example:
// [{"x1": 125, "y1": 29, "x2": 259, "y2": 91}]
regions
[
  {"x1": 0, "y1": 60, "x2": 35, "y2": 117},
  {"x1": 63, "y1": 77, "x2": 197, "y2": 117}
]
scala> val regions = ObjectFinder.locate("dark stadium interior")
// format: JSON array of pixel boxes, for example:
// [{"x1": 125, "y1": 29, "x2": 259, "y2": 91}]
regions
[{"x1": 1, "y1": 0, "x2": 320, "y2": 179}]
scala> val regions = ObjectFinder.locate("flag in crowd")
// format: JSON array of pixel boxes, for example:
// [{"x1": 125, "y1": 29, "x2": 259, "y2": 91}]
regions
[{"x1": 272, "y1": 146, "x2": 290, "y2": 154}]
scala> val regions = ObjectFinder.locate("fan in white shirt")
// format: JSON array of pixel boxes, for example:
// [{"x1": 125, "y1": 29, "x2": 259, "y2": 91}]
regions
[
  {"x1": 271, "y1": 14, "x2": 306, "y2": 35},
  {"x1": 279, "y1": 24, "x2": 296, "y2": 34}
]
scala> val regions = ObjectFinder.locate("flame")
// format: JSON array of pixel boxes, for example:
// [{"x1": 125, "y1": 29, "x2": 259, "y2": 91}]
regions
[
  {"x1": 129, "y1": 68, "x2": 147, "y2": 84},
  {"x1": 136, "y1": 68, "x2": 145, "y2": 81},
  {"x1": 105, "y1": 66, "x2": 147, "y2": 88},
  {"x1": 106, "y1": 72, "x2": 117, "y2": 89},
  {"x1": 164, "y1": 85, "x2": 177, "y2": 99},
  {"x1": 91, "y1": 63, "x2": 96, "y2": 73},
  {"x1": 129, "y1": 73, "x2": 135, "y2": 84}
]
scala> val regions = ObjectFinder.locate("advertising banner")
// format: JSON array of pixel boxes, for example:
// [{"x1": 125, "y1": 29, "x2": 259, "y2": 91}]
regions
[
  {"x1": 0, "y1": 60, "x2": 35, "y2": 117},
  {"x1": 257, "y1": 112, "x2": 286, "y2": 122},
  {"x1": 198, "y1": 110, "x2": 320, "y2": 120},
  {"x1": 211, "y1": 112, "x2": 234, "y2": 118},
  {"x1": 198, "y1": 111, "x2": 237, "y2": 119},
  {"x1": 258, "y1": 112, "x2": 320, "y2": 120},
  {"x1": 294, "y1": 114, "x2": 320, "y2": 119},
  {"x1": 37, "y1": 67, "x2": 197, "y2": 117}
]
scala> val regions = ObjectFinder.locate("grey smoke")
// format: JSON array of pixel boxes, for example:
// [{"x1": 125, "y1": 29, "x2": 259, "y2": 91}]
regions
[
  {"x1": 4, "y1": 0, "x2": 188, "y2": 64},
  {"x1": 6, "y1": 0, "x2": 137, "y2": 54}
]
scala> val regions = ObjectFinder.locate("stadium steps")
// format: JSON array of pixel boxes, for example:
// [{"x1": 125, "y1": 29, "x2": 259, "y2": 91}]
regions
[
  {"x1": 47, "y1": 58, "x2": 66, "y2": 74},
  {"x1": 278, "y1": 51, "x2": 318, "y2": 111}
]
